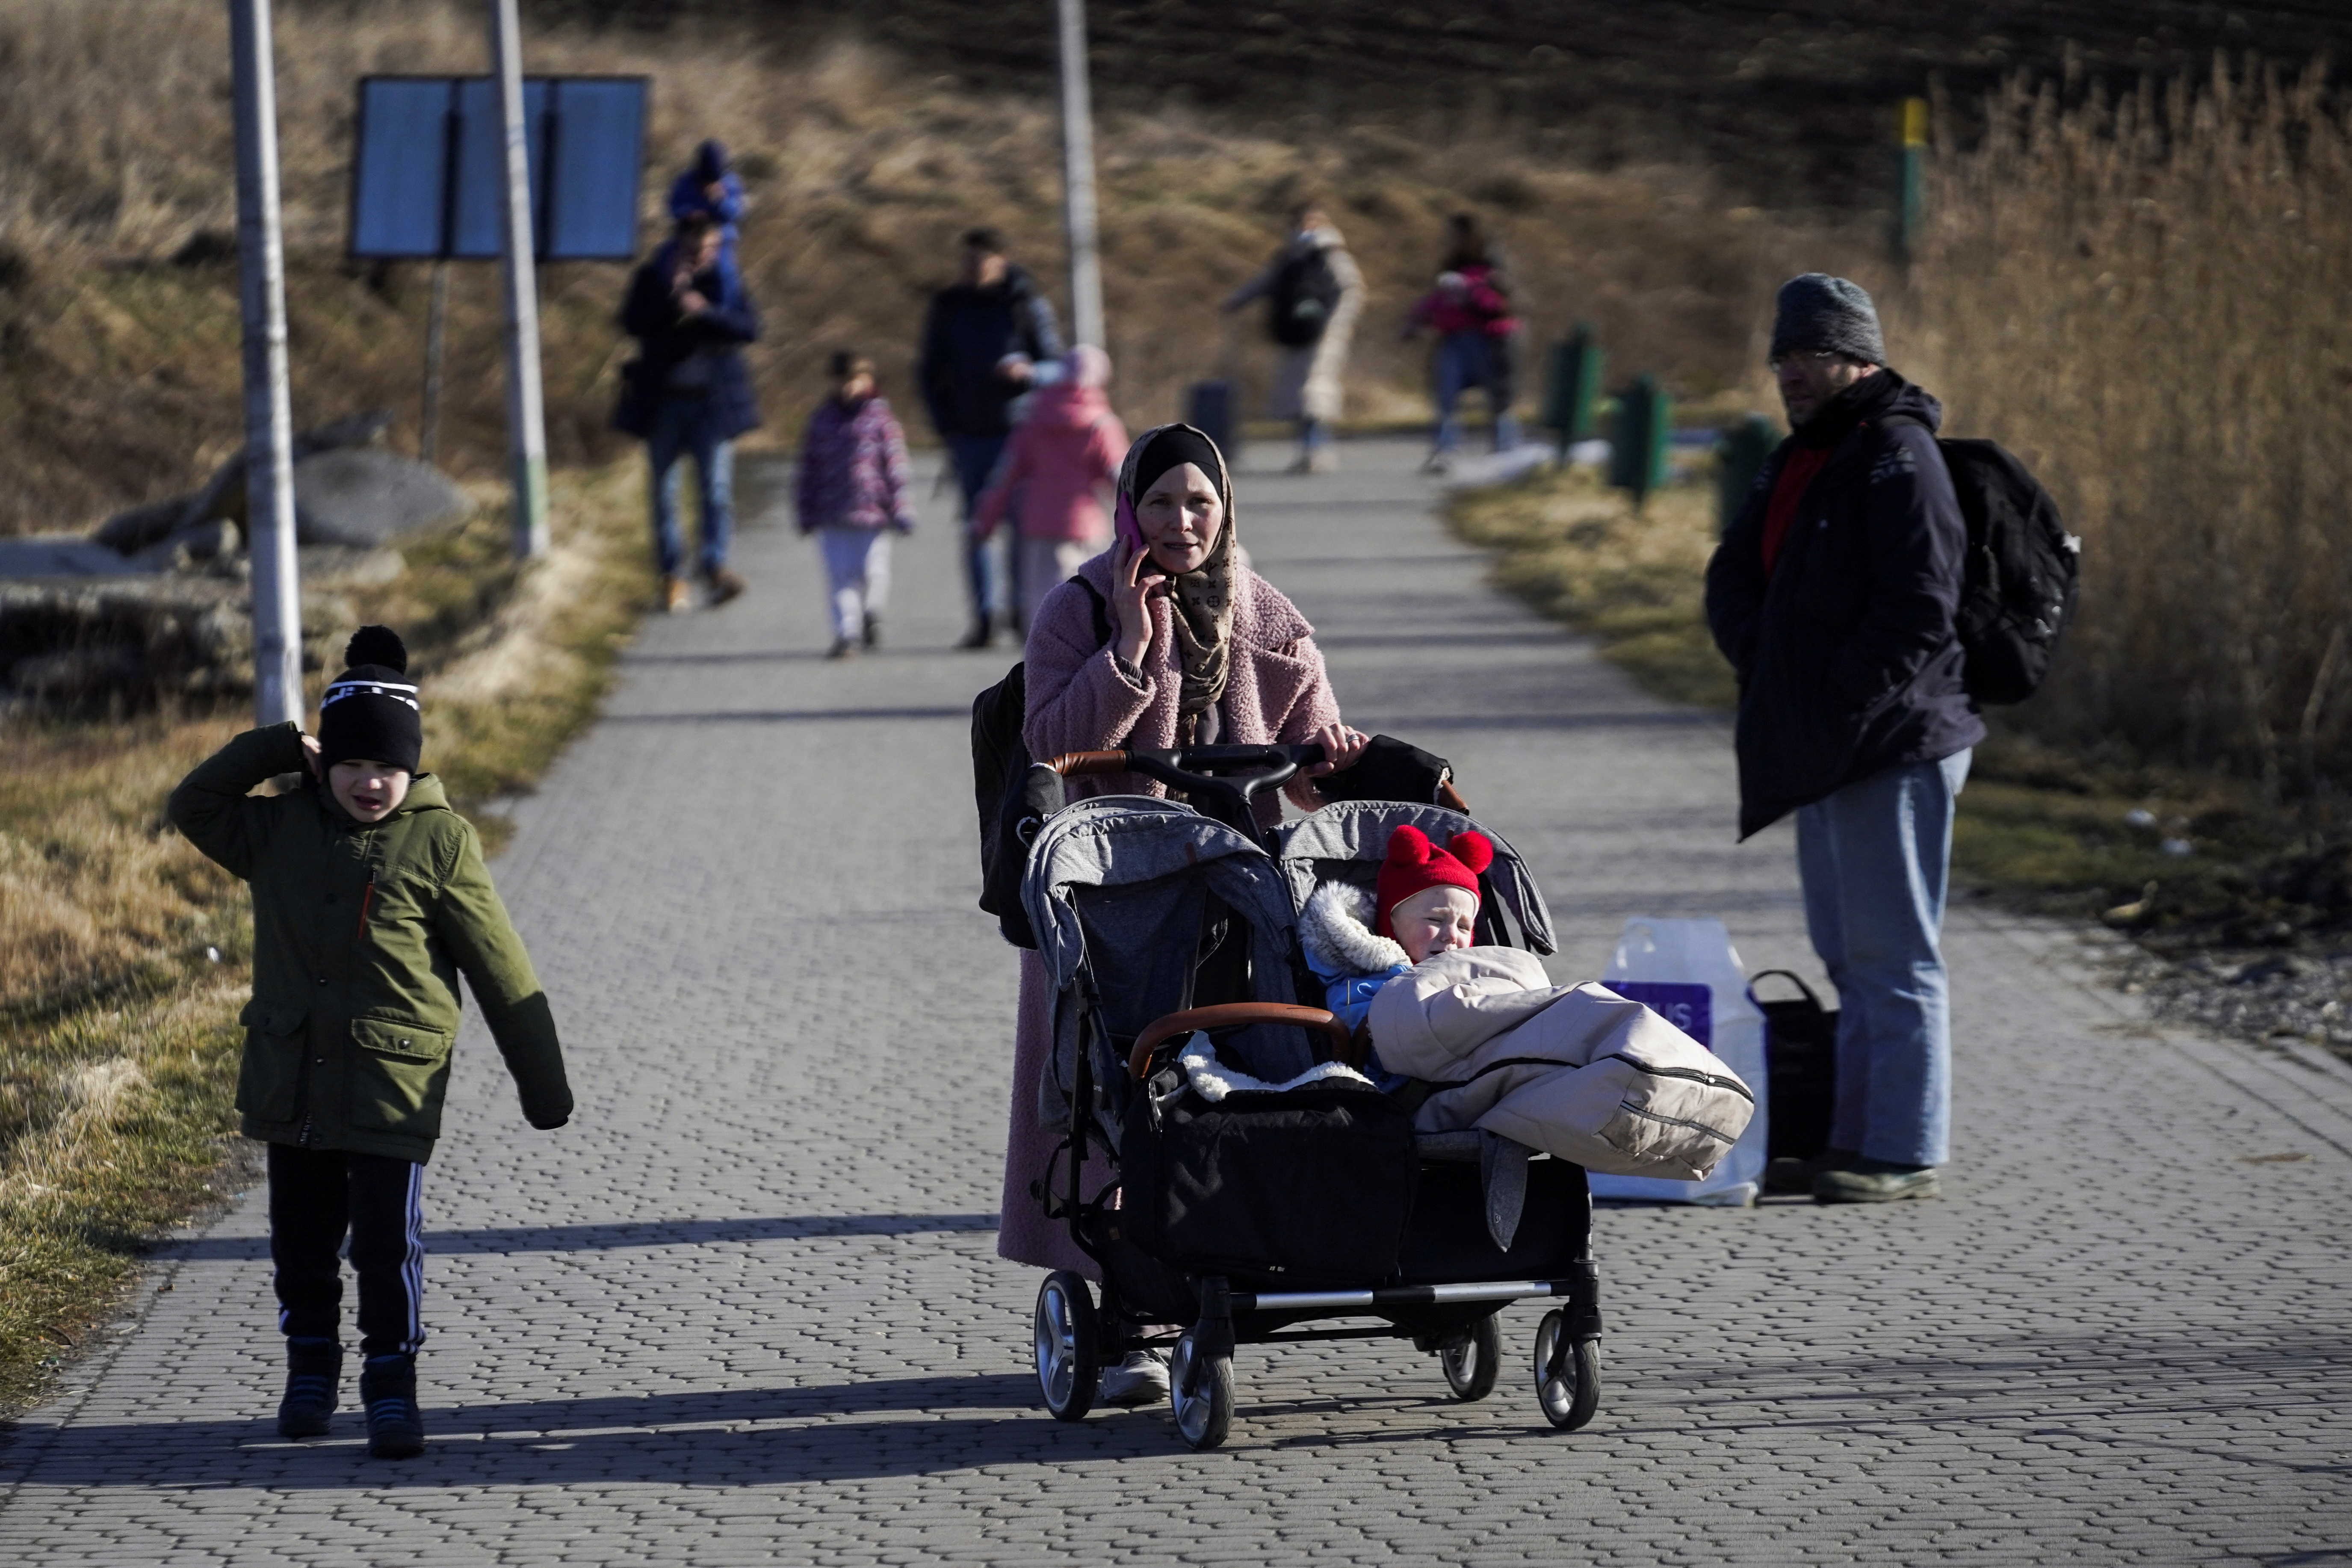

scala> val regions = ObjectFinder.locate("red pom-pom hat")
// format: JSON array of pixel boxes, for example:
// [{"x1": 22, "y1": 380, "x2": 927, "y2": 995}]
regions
[{"x1": 1374, "y1": 824, "x2": 1495, "y2": 937}]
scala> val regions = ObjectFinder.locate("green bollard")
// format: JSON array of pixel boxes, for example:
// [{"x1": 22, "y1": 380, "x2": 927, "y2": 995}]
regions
[
  {"x1": 1543, "y1": 322, "x2": 1605, "y2": 462},
  {"x1": 1607, "y1": 374, "x2": 1671, "y2": 507},
  {"x1": 1894, "y1": 96, "x2": 1928, "y2": 263},
  {"x1": 1717, "y1": 413, "x2": 1780, "y2": 535}
]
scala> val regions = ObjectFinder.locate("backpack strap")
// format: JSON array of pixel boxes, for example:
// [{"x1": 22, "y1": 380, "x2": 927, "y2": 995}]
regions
[{"x1": 1073, "y1": 574, "x2": 1111, "y2": 649}]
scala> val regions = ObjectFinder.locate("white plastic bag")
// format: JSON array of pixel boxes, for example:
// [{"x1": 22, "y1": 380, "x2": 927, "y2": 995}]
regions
[{"x1": 1589, "y1": 917, "x2": 1769, "y2": 1207}]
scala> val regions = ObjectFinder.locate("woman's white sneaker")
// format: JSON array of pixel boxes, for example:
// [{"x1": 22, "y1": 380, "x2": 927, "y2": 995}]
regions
[{"x1": 1097, "y1": 1349, "x2": 1171, "y2": 1406}]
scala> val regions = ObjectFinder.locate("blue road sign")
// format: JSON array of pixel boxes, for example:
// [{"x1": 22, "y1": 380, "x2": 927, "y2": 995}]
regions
[{"x1": 350, "y1": 75, "x2": 648, "y2": 261}]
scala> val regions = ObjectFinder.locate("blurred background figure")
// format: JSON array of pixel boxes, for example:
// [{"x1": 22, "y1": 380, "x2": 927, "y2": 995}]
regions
[
  {"x1": 614, "y1": 212, "x2": 760, "y2": 612},
  {"x1": 972, "y1": 345, "x2": 1127, "y2": 632},
  {"x1": 667, "y1": 139, "x2": 746, "y2": 286},
  {"x1": 1404, "y1": 213, "x2": 1522, "y2": 473},
  {"x1": 918, "y1": 226, "x2": 1065, "y2": 650},
  {"x1": 796, "y1": 350, "x2": 917, "y2": 660},
  {"x1": 1223, "y1": 201, "x2": 1364, "y2": 474}
]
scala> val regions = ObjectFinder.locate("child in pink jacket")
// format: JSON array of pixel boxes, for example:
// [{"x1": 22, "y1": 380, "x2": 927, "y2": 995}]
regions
[{"x1": 973, "y1": 345, "x2": 1128, "y2": 628}]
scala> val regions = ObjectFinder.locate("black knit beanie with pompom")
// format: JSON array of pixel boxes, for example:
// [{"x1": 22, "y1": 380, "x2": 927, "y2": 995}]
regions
[{"x1": 317, "y1": 625, "x2": 422, "y2": 774}]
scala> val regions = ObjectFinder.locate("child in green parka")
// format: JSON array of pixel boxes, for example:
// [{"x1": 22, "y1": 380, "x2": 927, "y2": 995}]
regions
[{"x1": 168, "y1": 626, "x2": 572, "y2": 1460}]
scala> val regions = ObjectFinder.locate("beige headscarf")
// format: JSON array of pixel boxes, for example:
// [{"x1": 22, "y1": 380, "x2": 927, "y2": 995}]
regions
[{"x1": 1114, "y1": 422, "x2": 1238, "y2": 742}]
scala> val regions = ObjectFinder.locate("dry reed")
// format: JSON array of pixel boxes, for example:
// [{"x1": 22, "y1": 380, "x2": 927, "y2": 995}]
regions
[{"x1": 1912, "y1": 58, "x2": 2352, "y2": 797}]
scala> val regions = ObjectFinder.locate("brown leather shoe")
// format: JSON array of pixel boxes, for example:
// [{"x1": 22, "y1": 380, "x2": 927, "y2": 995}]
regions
[{"x1": 705, "y1": 566, "x2": 747, "y2": 607}]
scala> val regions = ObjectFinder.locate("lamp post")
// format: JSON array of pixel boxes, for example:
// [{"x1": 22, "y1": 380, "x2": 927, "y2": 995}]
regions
[
  {"x1": 228, "y1": 0, "x2": 303, "y2": 727},
  {"x1": 1055, "y1": 0, "x2": 1105, "y2": 348},
  {"x1": 488, "y1": 0, "x2": 550, "y2": 557}
]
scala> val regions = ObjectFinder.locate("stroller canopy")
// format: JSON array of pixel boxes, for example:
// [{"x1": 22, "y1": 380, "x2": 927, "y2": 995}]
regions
[{"x1": 1023, "y1": 795, "x2": 1321, "y2": 1084}]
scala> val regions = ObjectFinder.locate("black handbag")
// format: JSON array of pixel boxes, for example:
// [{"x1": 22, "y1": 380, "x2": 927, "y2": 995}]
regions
[
  {"x1": 1751, "y1": 970, "x2": 1839, "y2": 1160},
  {"x1": 1120, "y1": 1066, "x2": 1416, "y2": 1285}
]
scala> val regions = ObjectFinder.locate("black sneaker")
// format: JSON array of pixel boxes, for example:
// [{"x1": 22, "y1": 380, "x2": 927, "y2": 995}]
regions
[
  {"x1": 957, "y1": 617, "x2": 996, "y2": 651},
  {"x1": 360, "y1": 1353, "x2": 425, "y2": 1459},
  {"x1": 862, "y1": 610, "x2": 881, "y2": 649},
  {"x1": 1763, "y1": 1148, "x2": 1859, "y2": 1196},
  {"x1": 275, "y1": 1336, "x2": 341, "y2": 1439}
]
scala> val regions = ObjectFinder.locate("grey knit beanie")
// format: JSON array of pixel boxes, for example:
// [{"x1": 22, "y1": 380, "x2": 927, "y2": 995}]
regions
[{"x1": 1770, "y1": 273, "x2": 1887, "y2": 366}]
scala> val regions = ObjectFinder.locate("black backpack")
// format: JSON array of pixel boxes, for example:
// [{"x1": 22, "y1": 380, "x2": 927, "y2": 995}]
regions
[
  {"x1": 1268, "y1": 247, "x2": 1342, "y2": 348},
  {"x1": 1884, "y1": 416, "x2": 2082, "y2": 706},
  {"x1": 972, "y1": 578, "x2": 1111, "y2": 948}
]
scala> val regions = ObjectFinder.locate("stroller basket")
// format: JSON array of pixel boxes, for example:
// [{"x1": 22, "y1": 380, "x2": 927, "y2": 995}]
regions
[{"x1": 1018, "y1": 740, "x2": 1604, "y2": 1450}]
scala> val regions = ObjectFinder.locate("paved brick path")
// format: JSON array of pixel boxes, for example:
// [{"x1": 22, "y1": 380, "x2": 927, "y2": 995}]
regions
[{"x1": 6, "y1": 440, "x2": 2351, "y2": 1564}]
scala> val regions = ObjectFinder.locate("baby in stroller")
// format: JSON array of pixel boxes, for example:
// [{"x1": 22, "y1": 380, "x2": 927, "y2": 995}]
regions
[
  {"x1": 1301, "y1": 823, "x2": 1756, "y2": 1179},
  {"x1": 1299, "y1": 822, "x2": 1487, "y2": 1097}
]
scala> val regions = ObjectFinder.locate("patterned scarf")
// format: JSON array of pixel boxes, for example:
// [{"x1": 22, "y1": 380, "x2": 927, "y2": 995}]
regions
[{"x1": 1115, "y1": 423, "x2": 1238, "y2": 741}]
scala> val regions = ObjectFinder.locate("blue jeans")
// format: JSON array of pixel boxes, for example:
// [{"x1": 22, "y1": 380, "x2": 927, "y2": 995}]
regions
[
  {"x1": 1433, "y1": 331, "x2": 1519, "y2": 453},
  {"x1": 647, "y1": 397, "x2": 734, "y2": 579},
  {"x1": 945, "y1": 433, "x2": 1009, "y2": 625},
  {"x1": 1795, "y1": 748, "x2": 1972, "y2": 1168}
]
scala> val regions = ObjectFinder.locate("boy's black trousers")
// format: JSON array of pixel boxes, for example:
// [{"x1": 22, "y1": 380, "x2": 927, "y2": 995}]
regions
[{"x1": 266, "y1": 1143, "x2": 425, "y2": 1358}]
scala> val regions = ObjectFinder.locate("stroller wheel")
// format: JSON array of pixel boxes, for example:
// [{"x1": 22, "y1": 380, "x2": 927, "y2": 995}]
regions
[
  {"x1": 1439, "y1": 1313, "x2": 1503, "y2": 1402},
  {"x1": 1034, "y1": 1271, "x2": 1101, "y2": 1421},
  {"x1": 1533, "y1": 1309, "x2": 1601, "y2": 1431},
  {"x1": 1168, "y1": 1327, "x2": 1234, "y2": 1451}
]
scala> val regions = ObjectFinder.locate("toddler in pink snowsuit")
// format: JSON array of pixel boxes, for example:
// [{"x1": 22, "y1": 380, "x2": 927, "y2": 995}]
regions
[{"x1": 973, "y1": 345, "x2": 1129, "y2": 624}]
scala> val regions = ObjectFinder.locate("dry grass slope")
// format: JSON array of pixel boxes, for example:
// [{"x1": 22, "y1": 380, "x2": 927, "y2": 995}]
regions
[{"x1": 0, "y1": 0, "x2": 1857, "y2": 535}]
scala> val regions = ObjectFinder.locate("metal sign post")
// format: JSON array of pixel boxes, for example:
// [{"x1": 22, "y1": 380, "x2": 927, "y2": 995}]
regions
[
  {"x1": 228, "y1": 0, "x2": 303, "y2": 728},
  {"x1": 488, "y1": 0, "x2": 550, "y2": 559},
  {"x1": 1055, "y1": 0, "x2": 1105, "y2": 349}
]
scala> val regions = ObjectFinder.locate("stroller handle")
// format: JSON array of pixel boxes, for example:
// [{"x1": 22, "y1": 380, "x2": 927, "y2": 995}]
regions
[
  {"x1": 1046, "y1": 743, "x2": 1324, "y2": 779},
  {"x1": 1046, "y1": 747, "x2": 1474, "y2": 814},
  {"x1": 1129, "y1": 1003, "x2": 1359, "y2": 1081}
]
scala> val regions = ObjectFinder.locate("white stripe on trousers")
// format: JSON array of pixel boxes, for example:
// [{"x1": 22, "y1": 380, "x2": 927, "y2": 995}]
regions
[{"x1": 398, "y1": 1158, "x2": 426, "y2": 1355}]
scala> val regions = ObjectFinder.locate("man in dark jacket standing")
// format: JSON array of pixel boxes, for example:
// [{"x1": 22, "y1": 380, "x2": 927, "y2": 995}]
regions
[
  {"x1": 918, "y1": 226, "x2": 1064, "y2": 648},
  {"x1": 615, "y1": 213, "x2": 761, "y2": 613},
  {"x1": 1705, "y1": 274, "x2": 1985, "y2": 1205}
]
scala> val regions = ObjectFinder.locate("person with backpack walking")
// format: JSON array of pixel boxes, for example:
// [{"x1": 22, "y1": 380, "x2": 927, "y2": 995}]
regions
[
  {"x1": 1403, "y1": 213, "x2": 1522, "y2": 473},
  {"x1": 1703, "y1": 274, "x2": 1985, "y2": 1206},
  {"x1": 992, "y1": 423, "x2": 1365, "y2": 1405},
  {"x1": 919, "y1": 226, "x2": 1066, "y2": 650},
  {"x1": 1222, "y1": 202, "x2": 1365, "y2": 474}
]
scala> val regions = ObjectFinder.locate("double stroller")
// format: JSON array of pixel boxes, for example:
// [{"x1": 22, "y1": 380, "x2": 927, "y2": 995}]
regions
[{"x1": 1014, "y1": 741, "x2": 1603, "y2": 1450}]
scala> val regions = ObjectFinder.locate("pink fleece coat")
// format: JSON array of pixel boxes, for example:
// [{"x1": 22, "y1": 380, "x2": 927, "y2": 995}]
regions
[
  {"x1": 972, "y1": 383, "x2": 1127, "y2": 543},
  {"x1": 996, "y1": 544, "x2": 1344, "y2": 1276}
]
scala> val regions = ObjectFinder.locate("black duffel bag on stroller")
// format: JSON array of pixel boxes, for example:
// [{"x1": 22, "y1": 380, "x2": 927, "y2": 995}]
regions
[{"x1": 1121, "y1": 1060, "x2": 1416, "y2": 1285}]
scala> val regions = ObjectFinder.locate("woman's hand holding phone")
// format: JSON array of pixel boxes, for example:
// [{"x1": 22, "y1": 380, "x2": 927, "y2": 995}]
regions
[{"x1": 1113, "y1": 538, "x2": 1164, "y2": 669}]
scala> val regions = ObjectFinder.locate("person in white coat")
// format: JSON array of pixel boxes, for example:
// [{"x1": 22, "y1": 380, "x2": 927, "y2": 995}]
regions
[{"x1": 1222, "y1": 202, "x2": 1365, "y2": 473}]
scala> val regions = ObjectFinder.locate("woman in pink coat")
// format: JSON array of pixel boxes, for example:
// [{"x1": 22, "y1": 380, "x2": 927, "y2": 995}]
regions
[
  {"x1": 999, "y1": 422, "x2": 1367, "y2": 1404},
  {"x1": 972, "y1": 345, "x2": 1128, "y2": 625}
]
